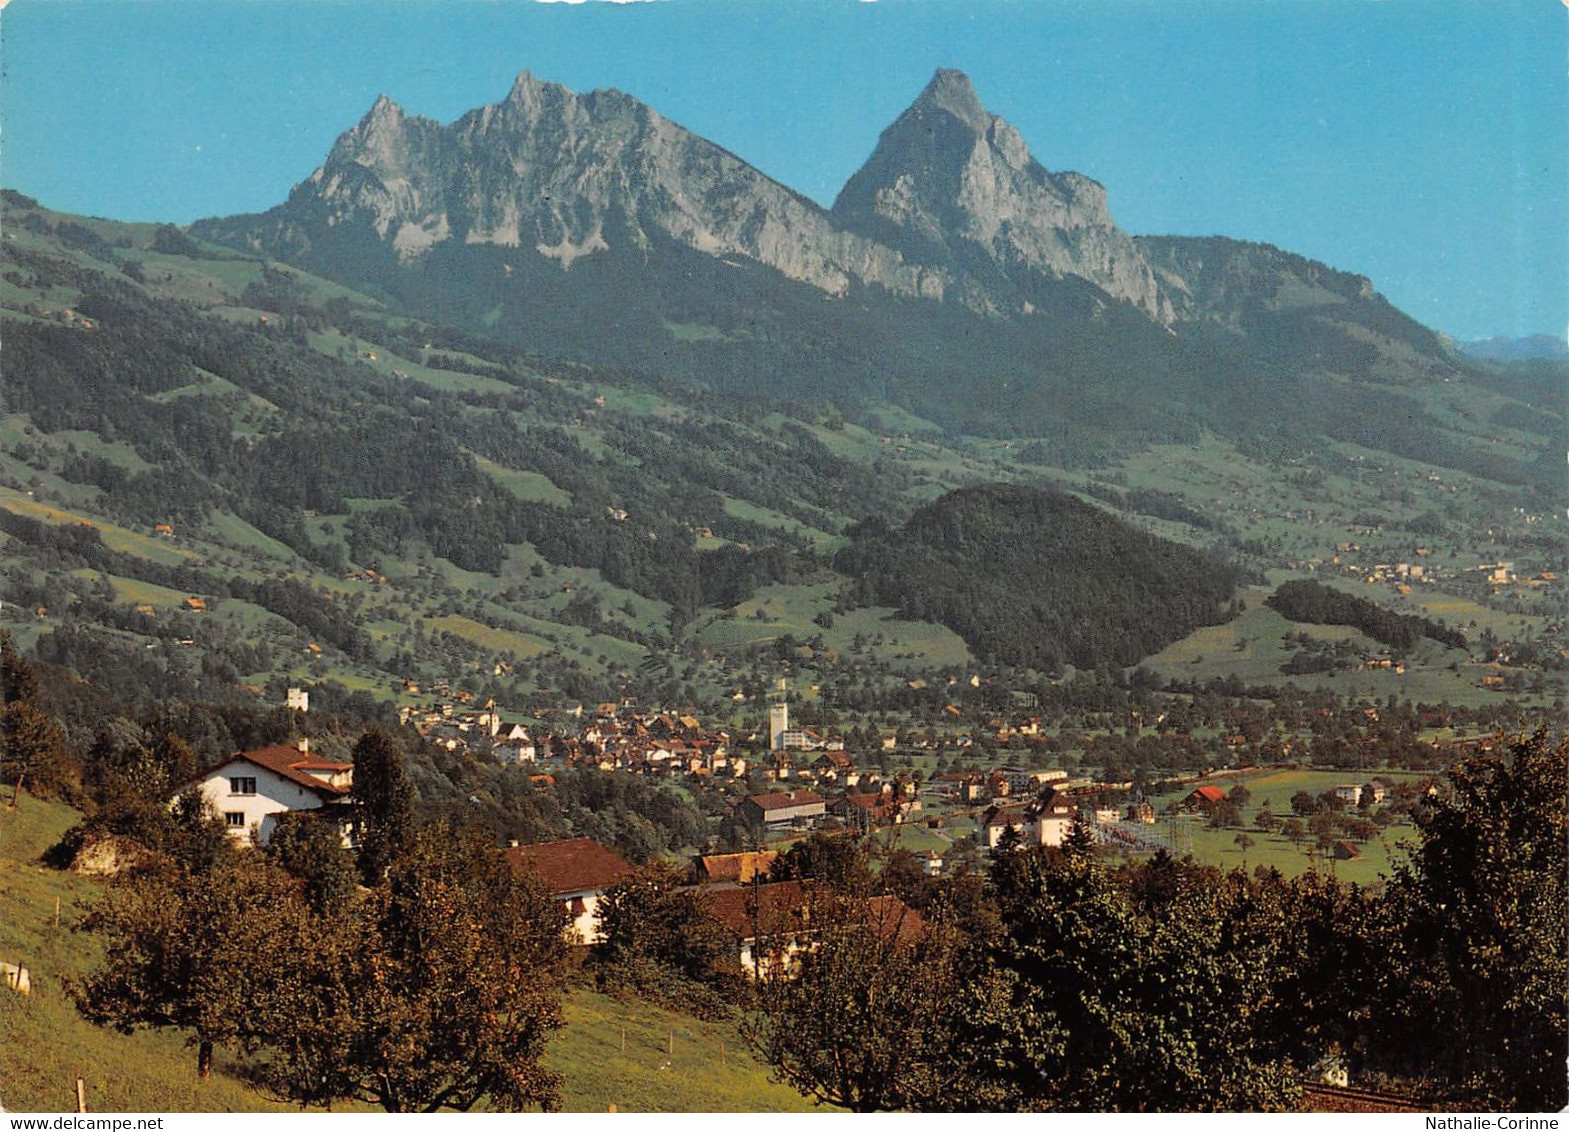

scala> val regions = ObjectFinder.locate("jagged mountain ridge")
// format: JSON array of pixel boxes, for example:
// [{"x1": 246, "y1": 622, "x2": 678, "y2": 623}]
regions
[
  {"x1": 190, "y1": 67, "x2": 1489, "y2": 446},
  {"x1": 194, "y1": 69, "x2": 1169, "y2": 321}
]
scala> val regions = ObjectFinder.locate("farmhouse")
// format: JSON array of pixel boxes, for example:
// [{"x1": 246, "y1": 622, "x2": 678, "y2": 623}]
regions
[
  {"x1": 181, "y1": 739, "x2": 353, "y2": 846},
  {"x1": 1184, "y1": 785, "x2": 1227, "y2": 812},
  {"x1": 503, "y1": 837, "x2": 632, "y2": 945}
]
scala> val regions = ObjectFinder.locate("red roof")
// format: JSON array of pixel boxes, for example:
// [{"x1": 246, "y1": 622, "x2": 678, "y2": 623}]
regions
[
  {"x1": 1189, "y1": 785, "x2": 1227, "y2": 804},
  {"x1": 698, "y1": 881, "x2": 924, "y2": 943},
  {"x1": 503, "y1": 838, "x2": 631, "y2": 896},
  {"x1": 187, "y1": 744, "x2": 352, "y2": 798},
  {"x1": 745, "y1": 789, "x2": 825, "y2": 813},
  {"x1": 837, "y1": 794, "x2": 884, "y2": 812}
]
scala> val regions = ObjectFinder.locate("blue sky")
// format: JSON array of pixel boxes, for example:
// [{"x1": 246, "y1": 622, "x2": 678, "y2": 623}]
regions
[{"x1": 3, "y1": 0, "x2": 1564, "y2": 341}]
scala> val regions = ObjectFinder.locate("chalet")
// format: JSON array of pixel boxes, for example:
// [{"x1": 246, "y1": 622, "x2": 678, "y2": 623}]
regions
[
  {"x1": 182, "y1": 596, "x2": 207, "y2": 613},
  {"x1": 698, "y1": 880, "x2": 924, "y2": 976},
  {"x1": 1184, "y1": 785, "x2": 1227, "y2": 812},
  {"x1": 503, "y1": 838, "x2": 631, "y2": 945},
  {"x1": 1332, "y1": 840, "x2": 1362, "y2": 861},
  {"x1": 153, "y1": 524, "x2": 174, "y2": 538},
  {"x1": 739, "y1": 789, "x2": 826, "y2": 829},
  {"x1": 1126, "y1": 800, "x2": 1157, "y2": 824},
  {"x1": 180, "y1": 740, "x2": 352, "y2": 846},
  {"x1": 1038, "y1": 788, "x2": 1076, "y2": 817}
]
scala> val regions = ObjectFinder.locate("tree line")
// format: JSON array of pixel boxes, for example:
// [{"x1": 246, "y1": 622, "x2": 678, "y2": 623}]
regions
[{"x1": 1267, "y1": 579, "x2": 1467, "y2": 652}]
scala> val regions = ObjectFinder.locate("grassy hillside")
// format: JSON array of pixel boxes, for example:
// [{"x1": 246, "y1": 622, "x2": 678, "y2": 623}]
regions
[{"x1": 0, "y1": 795, "x2": 820, "y2": 1114}]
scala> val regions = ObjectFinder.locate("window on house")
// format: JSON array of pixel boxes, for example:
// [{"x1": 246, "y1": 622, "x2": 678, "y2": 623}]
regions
[
  {"x1": 230, "y1": 776, "x2": 257, "y2": 795},
  {"x1": 225, "y1": 812, "x2": 246, "y2": 828}
]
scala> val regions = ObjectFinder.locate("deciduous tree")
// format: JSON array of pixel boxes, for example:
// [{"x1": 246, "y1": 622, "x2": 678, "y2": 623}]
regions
[
  {"x1": 349, "y1": 728, "x2": 414, "y2": 883},
  {"x1": 1373, "y1": 732, "x2": 1568, "y2": 1110},
  {"x1": 292, "y1": 826, "x2": 568, "y2": 1112},
  {"x1": 74, "y1": 858, "x2": 307, "y2": 1079}
]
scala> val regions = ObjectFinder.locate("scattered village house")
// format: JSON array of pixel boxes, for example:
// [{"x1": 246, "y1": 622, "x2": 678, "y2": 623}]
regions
[
  {"x1": 690, "y1": 850, "x2": 778, "y2": 886},
  {"x1": 697, "y1": 880, "x2": 925, "y2": 976},
  {"x1": 503, "y1": 837, "x2": 631, "y2": 945},
  {"x1": 828, "y1": 791, "x2": 920, "y2": 833},
  {"x1": 983, "y1": 804, "x2": 1077, "y2": 850},
  {"x1": 180, "y1": 739, "x2": 353, "y2": 846},
  {"x1": 739, "y1": 789, "x2": 826, "y2": 830}
]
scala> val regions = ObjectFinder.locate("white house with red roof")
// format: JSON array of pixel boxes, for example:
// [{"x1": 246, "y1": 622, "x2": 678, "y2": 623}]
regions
[
  {"x1": 181, "y1": 739, "x2": 353, "y2": 846},
  {"x1": 503, "y1": 838, "x2": 632, "y2": 945}
]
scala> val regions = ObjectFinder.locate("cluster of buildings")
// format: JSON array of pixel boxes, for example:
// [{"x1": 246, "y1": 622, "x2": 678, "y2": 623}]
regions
[
  {"x1": 504, "y1": 840, "x2": 923, "y2": 975},
  {"x1": 172, "y1": 737, "x2": 926, "y2": 978}
]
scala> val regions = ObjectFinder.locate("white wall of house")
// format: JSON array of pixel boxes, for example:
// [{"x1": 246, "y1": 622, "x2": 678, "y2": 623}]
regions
[
  {"x1": 192, "y1": 760, "x2": 330, "y2": 846},
  {"x1": 985, "y1": 814, "x2": 1076, "y2": 849},
  {"x1": 564, "y1": 889, "x2": 608, "y2": 944},
  {"x1": 1037, "y1": 815, "x2": 1075, "y2": 848}
]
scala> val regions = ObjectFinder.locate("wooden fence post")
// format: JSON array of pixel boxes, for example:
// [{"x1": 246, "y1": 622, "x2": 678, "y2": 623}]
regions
[{"x1": 76, "y1": 1077, "x2": 87, "y2": 1113}]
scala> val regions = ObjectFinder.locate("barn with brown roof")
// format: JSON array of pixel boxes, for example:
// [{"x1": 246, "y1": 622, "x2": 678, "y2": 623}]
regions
[{"x1": 1185, "y1": 785, "x2": 1228, "y2": 812}]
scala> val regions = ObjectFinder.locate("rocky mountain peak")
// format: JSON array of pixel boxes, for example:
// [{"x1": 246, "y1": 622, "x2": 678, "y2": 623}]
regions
[
  {"x1": 199, "y1": 67, "x2": 1170, "y2": 325},
  {"x1": 834, "y1": 69, "x2": 1171, "y2": 323},
  {"x1": 911, "y1": 68, "x2": 990, "y2": 133}
]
